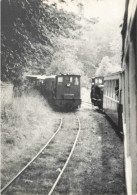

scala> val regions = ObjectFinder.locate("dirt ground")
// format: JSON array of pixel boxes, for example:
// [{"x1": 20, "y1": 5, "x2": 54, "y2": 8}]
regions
[{"x1": 53, "y1": 105, "x2": 126, "y2": 195}]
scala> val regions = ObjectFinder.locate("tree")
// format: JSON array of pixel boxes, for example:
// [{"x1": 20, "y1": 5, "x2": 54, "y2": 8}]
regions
[{"x1": 95, "y1": 56, "x2": 121, "y2": 77}]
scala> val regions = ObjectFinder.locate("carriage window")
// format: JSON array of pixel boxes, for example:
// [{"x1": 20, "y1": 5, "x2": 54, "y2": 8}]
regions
[
  {"x1": 70, "y1": 77, "x2": 73, "y2": 82},
  {"x1": 41, "y1": 80, "x2": 44, "y2": 84},
  {"x1": 95, "y1": 79, "x2": 98, "y2": 84},
  {"x1": 110, "y1": 80, "x2": 112, "y2": 97},
  {"x1": 106, "y1": 81, "x2": 108, "y2": 96},
  {"x1": 104, "y1": 82, "x2": 107, "y2": 95},
  {"x1": 74, "y1": 77, "x2": 79, "y2": 85},
  {"x1": 98, "y1": 79, "x2": 102, "y2": 84},
  {"x1": 115, "y1": 80, "x2": 119, "y2": 98},
  {"x1": 58, "y1": 77, "x2": 63, "y2": 83},
  {"x1": 65, "y1": 76, "x2": 73, "y2": 82},
  {"x1": 112, "y1": 80, "x2": 114, "y2": 98},
  {"x1": 51, "y1": 81, "x2": 55, "y2": 90},
  {"x1": 108, "y1": 81, "x2": 110, "y2": 96},
  {"x1": 65, "y1": 76, "x2": 69, "y2": 81}
]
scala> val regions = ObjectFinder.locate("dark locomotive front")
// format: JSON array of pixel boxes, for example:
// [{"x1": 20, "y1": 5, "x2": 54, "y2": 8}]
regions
[
  {"x1": 26, "y1": 74, "x2": 81, "y2": 110},
  {"x1": 91, "y1": 76, "x2": 104, "y2": 109},
  {"x1": 55, "y1": 74, "x2": 81, "y2": 109}
]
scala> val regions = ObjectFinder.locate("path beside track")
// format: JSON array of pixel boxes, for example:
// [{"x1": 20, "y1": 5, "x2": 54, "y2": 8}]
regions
[{"x1": 52, "y1": 107, "x2": 126, "y2": 195}]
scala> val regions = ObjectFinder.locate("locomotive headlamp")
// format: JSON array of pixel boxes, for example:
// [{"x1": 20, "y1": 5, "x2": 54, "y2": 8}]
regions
[{"x1": 66, "y1": 83, "x2": 70, "y2": 87}]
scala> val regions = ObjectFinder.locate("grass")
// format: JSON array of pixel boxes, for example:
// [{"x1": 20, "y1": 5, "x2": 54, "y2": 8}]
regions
[{"x1": 1, "y1": 90, "x2": 61, "y2": 186}]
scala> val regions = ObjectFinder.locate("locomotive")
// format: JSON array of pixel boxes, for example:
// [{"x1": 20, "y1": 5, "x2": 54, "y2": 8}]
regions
[
  {"x1": 90, "y1": 76, "x2": 104, "y2": 110},
  {"x1": 26, "y1": 74, "x2": 81, "y2": 110}
]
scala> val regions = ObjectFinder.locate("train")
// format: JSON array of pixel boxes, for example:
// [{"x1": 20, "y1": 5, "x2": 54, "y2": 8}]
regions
[
  {"x1": 26, "y1": 74, "x2": 81, "y2": 110},
  {"x1": 91, "y1": 0, "x2": 137, "y2": 194},
  {"x1": 103, "y1": 71, "x2": 123, "y2": 131},
  {"x1": 121, "y1": 1, "x2": 137, "y2": 194},
  {"x1": 91, "y1": 72, "x2": 123, "y2": 132}
]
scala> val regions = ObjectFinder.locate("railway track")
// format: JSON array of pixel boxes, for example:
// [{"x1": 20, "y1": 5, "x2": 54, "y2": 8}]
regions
[
  {"x1": 82, "y1": 100, "x2": 92, "y2": 105},
  {"x1": 1, "y1": 114, "x2": 81, "y2": 195}
]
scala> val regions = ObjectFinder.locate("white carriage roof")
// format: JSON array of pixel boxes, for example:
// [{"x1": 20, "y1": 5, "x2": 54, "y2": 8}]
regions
[
  {"x1": 26, "y1": 75, "x2": 39, "y2": 78},
  {"x1": 36, "y1": 75, "x2": 56, "y2": 79},
  {"x1": 57, "y1": 74, "x2": 81, "y2": 76},
  {"x1": 94, "y1": 76, "x2": 104, "y2": 79},
  {"x1": 104, "y1": 71, "x2": 122, "y2": 81},
  {"x1": 26, "y1": 74, "x2": 81, "y2": 80}
]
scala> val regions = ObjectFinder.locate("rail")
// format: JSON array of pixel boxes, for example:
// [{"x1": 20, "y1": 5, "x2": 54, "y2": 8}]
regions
[
  {"x1": 48, "y1": 114, "x2": 81, "y2": 195},
  {"x1": 0, "y1": 118, "x2": 63, "y2": 194},
  {"x1": 82, "y1": 100, "x2": 92, "y2": 105}
]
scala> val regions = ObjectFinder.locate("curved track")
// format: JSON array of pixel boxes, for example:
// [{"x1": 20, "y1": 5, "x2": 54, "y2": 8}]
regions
[
  {"x1": 1, "y1": 118, "x2": 63, "y2": 194},
  {"x1": 1, "y1": 114, "x2": 81, "y2": 195},
  {"x1": 82, "y1": 100, "x2": 92, "y2": 105},
  {"x1": 48, "y1": 114, "x2": 81, "y2": 195}
]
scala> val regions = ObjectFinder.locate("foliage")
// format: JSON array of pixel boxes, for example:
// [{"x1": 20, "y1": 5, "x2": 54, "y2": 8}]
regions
[
  {"x1": 47, "y1": 35, "x2": 83, "y2": 75},
  {"x1": 95, "y1": 56, "x2": 121, "y2": 77},
  {"x1": 1, "y1": 0, "x2": 80, "y2": 84},
  {"x1": 1, "y1": 91, "x2": 60, "y2": 185},
  {"x1": 1, "y1": 0, "x2": 122, "y2": 87}
]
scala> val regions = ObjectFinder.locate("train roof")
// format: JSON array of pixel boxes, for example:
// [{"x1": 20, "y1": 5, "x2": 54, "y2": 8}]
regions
[
  {"x1": 94, "y1": 76, "x2": 104, "y2": 79},
  {"x1": 104, "y1": 71, "x2": 122, "y2": 80},
  {"x1": 57, "y1": 74, "x2": 81, "y2": 77},
  {"x1": 26, "y1": 75, "x2": 56, "y2": 80},
  {"x1": 37, "y1": 75, "x2": 56, "y2": 80},
  {"x1": 26, "y1": 74, "x2": 81, "y2": 80},
  {"x1": 26, "y1": 75, "x2": 39, "y2": 78}
]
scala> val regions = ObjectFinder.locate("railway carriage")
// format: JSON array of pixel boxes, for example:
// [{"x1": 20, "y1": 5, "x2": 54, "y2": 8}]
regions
[
  {"x1": 36, "y1": 75, "x2": 56, "y2": 99},
  {"x1": 121, "y1": 1, "x2": 137, "y2": 194},
  {"x1": 103, "y1": 71, "x2": 123, "y2": 131},
  {"x1": 26, "y1": 75, "x2": 38, "y2": 88},
  {"x1": 25, "y1": 75, "x2": 39, "y2": 92}
]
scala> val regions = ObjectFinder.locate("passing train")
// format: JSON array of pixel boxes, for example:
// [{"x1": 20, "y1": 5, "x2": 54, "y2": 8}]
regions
[
  {"x1": 103, "y1": 71, "x2": 123, "y2": 132},
  {"x1": 26, "y1": 74, "x2": 81, "y2": 110},
  {"x1": 91, "y1": 1, "x2": 137, "y2": 194},
  {"x1": 91, "y1": 72, "x2": 123, "y2": 132}
]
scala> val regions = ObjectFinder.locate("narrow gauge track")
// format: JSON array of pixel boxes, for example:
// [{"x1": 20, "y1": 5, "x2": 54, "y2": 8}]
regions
[
  {"x1": 1, "y1": 114, "x2": 81, "y2": 195},
  {"x1": 0, "y1": 118, "x2": 63, "y2": 194},
  {"x1": 48, "y1": 114, "x2": 81, "y2": 195},
  {"x1": 82, "y1": 101, "x2": 92, "y2": 105}
]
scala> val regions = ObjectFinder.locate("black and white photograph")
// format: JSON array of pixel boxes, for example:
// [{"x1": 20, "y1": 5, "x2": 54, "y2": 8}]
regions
[{"x1": 1, "y1": 0, "x2": 137, "y2": 194}]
